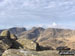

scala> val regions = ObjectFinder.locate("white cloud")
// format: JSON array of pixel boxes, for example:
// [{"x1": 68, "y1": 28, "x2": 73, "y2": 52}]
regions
[
  {"x1": 52, "y1": 22, "x2": 57, "y2": 27},
  {"x1": 44, "y1": 22, "x2": 62, "y2": 29}
]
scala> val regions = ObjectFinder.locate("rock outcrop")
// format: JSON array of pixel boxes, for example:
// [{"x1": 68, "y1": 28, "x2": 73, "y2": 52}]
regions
[
  {"x1": 2, "y1": 49, "x2": 41, "y2": 56},
  {"x1": 0, "y1": 37, "x2": 12, "y2": 50},
  {"x1": 0, "y1": 30, "x2": 10, "y2": 39},
  {"x1": 0, "y1": 30, "x2": 13, "y2": 56},
  {"x1": 10, "y1": 34, "x2": 17, "y2": 40},
  {"x1": 0, "y1": 30, "x2": 40, "y2": 51},
  {"x1": 16, "y1": 38, "x2": 38, "y2": 51},
  {"x1": 0, "y1": 30, "x2": 13, "y2": 50},
  {"x1": 56, "y1": 46, "x2": 71, "y2": 50},
  {"x1": 0, "y1": 30, "x2": 17, "y2": 40}
]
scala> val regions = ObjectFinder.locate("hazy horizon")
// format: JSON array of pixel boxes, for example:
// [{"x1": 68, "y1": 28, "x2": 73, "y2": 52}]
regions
[{"x1": 0, "y1": 0, "x2": 75, "y2": 29}]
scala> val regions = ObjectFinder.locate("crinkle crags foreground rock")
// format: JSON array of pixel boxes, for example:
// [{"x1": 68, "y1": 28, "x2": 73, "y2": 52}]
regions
[
  {"x1": 0, "y1": 30, "x2": 10, "y2": 39},
  {"x1": 0, "y1": 30, "x2": 17, "y2": 40},
  {"x1": 0, "y1": 30, "x2": 39, "y2": 51},
  {"x1": 0, "y1": 30, "x2": 43, "y2": 56},
  {"x1": 15, "y1": 38, "x2": 39, "y2": 51},
  {"x1": 0, "y1": 30, "x2": 13, "y2": 55},
  {"x1": 2, "y1": 49, "x2": 42, "y2": 56},
  {"x1": 0, "y1": 30, "x2": 17, "y2": 51}
]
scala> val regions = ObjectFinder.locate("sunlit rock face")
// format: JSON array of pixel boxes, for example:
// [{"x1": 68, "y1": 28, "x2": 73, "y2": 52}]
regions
[{"x1": 2, "y1": 49, "x2": 41, "y2": 56}]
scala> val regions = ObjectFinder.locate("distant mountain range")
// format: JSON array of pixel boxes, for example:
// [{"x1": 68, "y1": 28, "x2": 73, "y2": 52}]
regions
[
  {"x1": 9, "y1": 27, "x2": 26, "y2": 35},
  {"x1": 0, "y1": 27, "x2": 26, "y2": 36},
  {"x1": 0, "y1": 27, "x2": 75, "y2": 50}
]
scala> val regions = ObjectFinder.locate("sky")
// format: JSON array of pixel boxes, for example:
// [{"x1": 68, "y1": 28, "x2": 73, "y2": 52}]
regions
[{"x1": 0, "y1": 0, "x2": 75, "y2": 29}]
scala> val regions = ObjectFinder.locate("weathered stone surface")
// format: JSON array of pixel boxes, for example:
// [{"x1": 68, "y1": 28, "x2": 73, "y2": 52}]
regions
[
  {"x1": 10, "y1": 34, "x2": 17, "y2": 40},
  {"x1": 0, "y1": 30, "x2": 17, "y2": 40},
  {"x1": 56, "y1": 46, "x2": 70, "y2": 50},
  {"x1": 0, "y1": 49, "x2": 4, "y2": 56},
  {"x1": 0, "y1": 30, "x2": 10, "y2": 39},
  {"x1": 2, "y1": 49, "x2": 41, "y2": 56},
  {"x1": 38, "y1": 50, "x2": 59, "y2": 56},
  {"x1": 0, "y1": 30, "x2": 12, "y2": 56},
  {"x1": 0, "y1": 37, "x2": 12, "y2": 50},
  {"x1": 0, "y1": 37, "x2": 12, "y2": 56},
  {"x1": 16, "y1": 38, "x2": 38, "y2": 51},
  {"x1": 2, "y1": 49, "x2": 59, "y2": 56}
]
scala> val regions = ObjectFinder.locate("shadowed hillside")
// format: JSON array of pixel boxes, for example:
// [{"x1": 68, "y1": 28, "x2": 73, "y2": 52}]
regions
[{"x1": 19, "y1": 27, "x2": 45, "y2": 41}]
